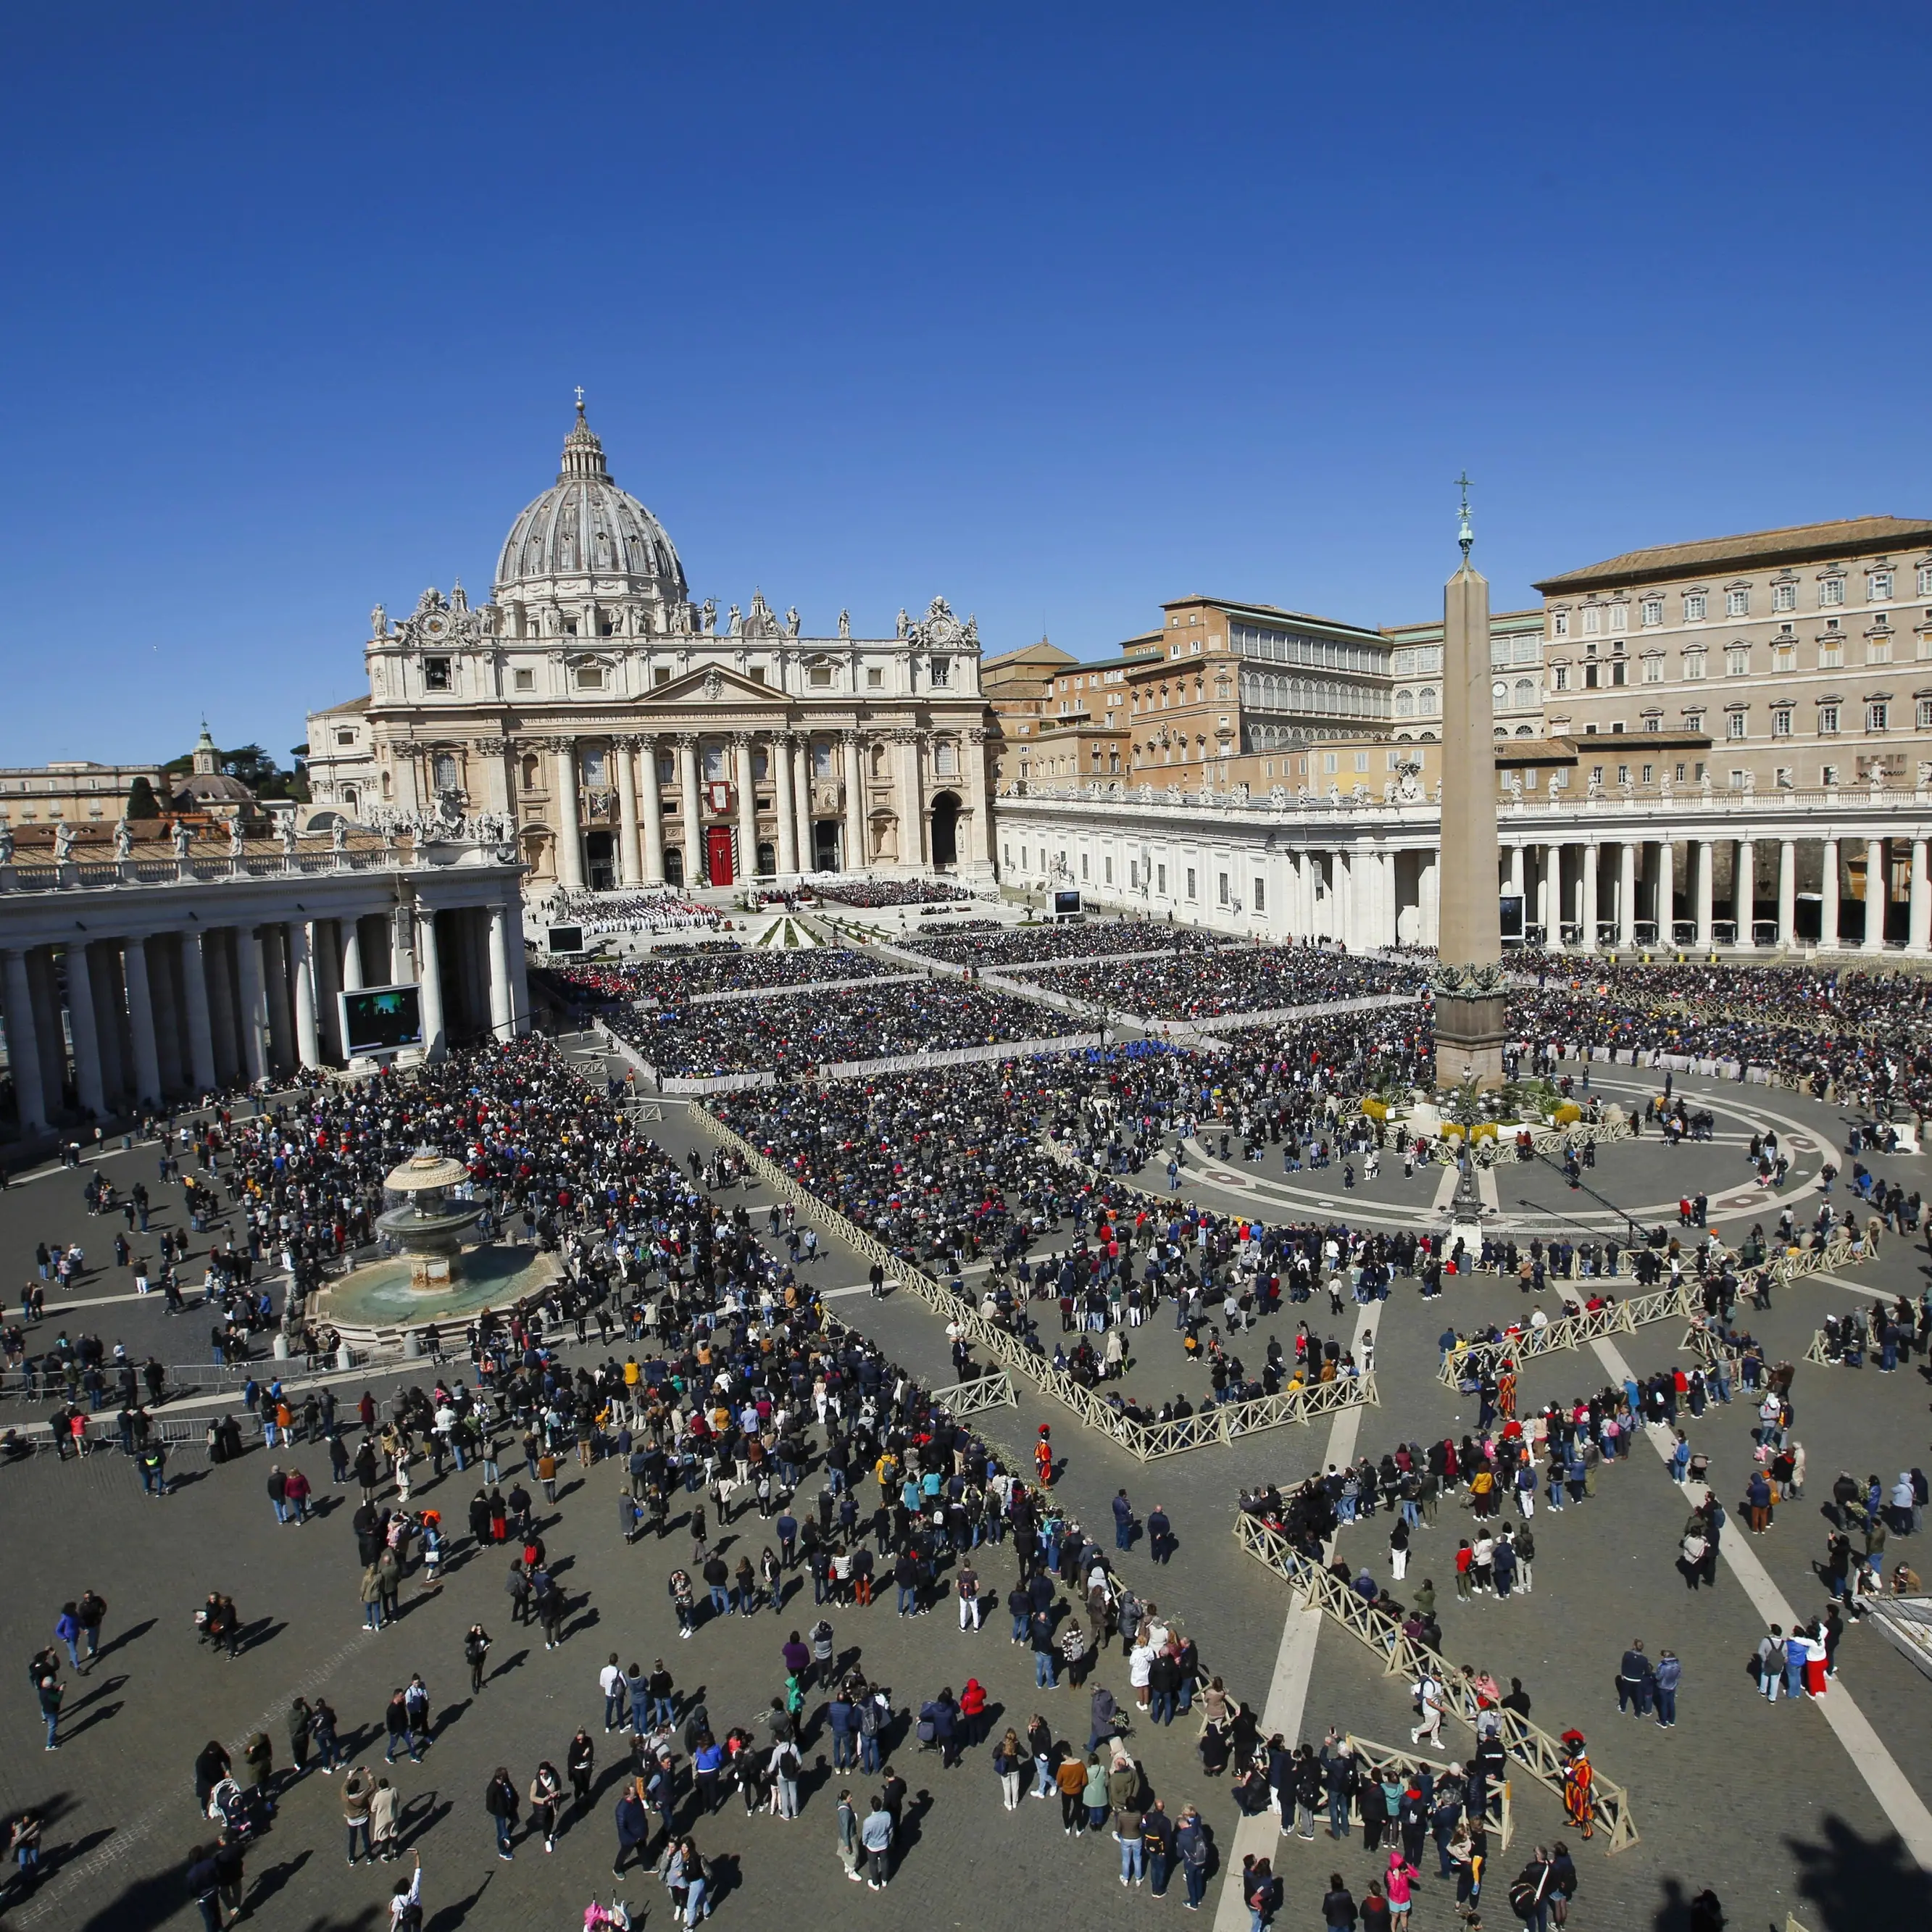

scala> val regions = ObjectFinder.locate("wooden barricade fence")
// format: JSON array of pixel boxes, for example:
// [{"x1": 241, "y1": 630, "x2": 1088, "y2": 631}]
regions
[
  {"x1": 689, "y1": 1107, "x2": 1375, "y2": 1461},
  {"x1": 1235, "y1": 1510, "x2": 1639, "y2": 1853},
  {"x1": 1438, "y1": 1284, "x2": 1696, "y2": 1387},
  {"x1": 1344, "y1": 1734, "x2": 1512, "y2": 1851}
]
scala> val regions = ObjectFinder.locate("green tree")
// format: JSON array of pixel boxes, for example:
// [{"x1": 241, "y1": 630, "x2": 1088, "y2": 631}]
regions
[{"x1": 125, "y1": 773, "x2": 162, "y2": 820}]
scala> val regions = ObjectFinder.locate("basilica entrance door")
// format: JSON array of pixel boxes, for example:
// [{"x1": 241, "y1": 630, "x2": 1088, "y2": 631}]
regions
[{"x1": 705, "y1": 825, "x2": 735, "y2": 886}]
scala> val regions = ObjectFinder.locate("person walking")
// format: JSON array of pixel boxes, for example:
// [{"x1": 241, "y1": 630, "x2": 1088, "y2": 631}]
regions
[
  {"x1": 611, "y1": 1778, "x2": 650, "y2": 1880},
  {"x1": 464, "y1": 1623, "x2": 491, "y2": 1693},
  {"x1": 36, "y1": 1665, "x2": 62, "y2": 1751},
  {"x1": 483, "y1": 1765, "x2": 520, "y2": 1860}
]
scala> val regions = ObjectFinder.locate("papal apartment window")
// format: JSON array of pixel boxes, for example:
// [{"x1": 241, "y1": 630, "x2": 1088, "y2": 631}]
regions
[
  {"x1": 1866, "y1": 701, "x2": 1889, "y2": 732},
  {"x1": 1644, "y1": 715, "x2": 1662, "y2": 732},
  {"x1": 1641, "y1": 597, "x2": 1663, "y2": 627},
  {"x1": 1868, "y1": 638, "x2": 1891, "y2": 666},
  {"x1": 1552, "y1": 665, "x2": 1570, "y2": 692},
  {"x1": 1819, "y1": 641, "x2": 1844, "y2": 670},
  {"x1": 431, "y1": 753, "x2": 458, "y2": 789},
  {"x1": 1918, "y1": 565, "x2": 1932, "y2": 596},
  {"x1": 1104, "y1": 857, "x2": 1113, "y2": 884},
  {"x1": 1772, "y1": 707, "x2": 1793, "y2": 737},
  {"x1": 1772, "y1": 582, "x2": 1797, "y2": 612},
  {"x1": 1727, "y1": 712, "x2": 1746, "y2": 740},
  {"x1": 1642, "y1": 655, "x2": 1663, "y2": 684},
  {"x1": 1609, "y1": 604, "x2": 1628, "y2": 633},
  {"x1": 1582, "y1": 606, "x2": 1601, "y2": 636},
  {"x1": 1771, "y1": 643, "x2": 1795, "y2": 673},
  {"x1": 422, "y1": 657, "x2": 451, "y2": 691},
  {"x1": 1818, "y1": 704, "x2": 1840, "y2": 734},
  {"x1": 1252, "y1": 877, "x2": 1266, "y2": 912},
  {"x1": 1683, "y1": 594, "x2": 1707, "y2": 621},
  {"x1": 1590, "y1": 765, "x2": 1604, "y2": 785},
  {"x1": 1675, "y1": 762, "x2": 1688, "y2": 783},
  {"x1": 1727, "y1": 588, "x2": 1749, "y2": 617},
  {"x1": 1684, "y1": 712, "x2": 1704, "y2": 734},
  {"x1": 1185, "y1": 867, "x2": 1197, "y2": 899},
  {"x1": 1157, "y1": 864, "x2": 1167, "y2": 894},
  {"x1": 1775, "y1": 766, "x2": 1792, "y2": 788},
  {"x1": 1552, "y1": 612, "x2": 1570, "y2": 638},
  {"x1": 1820, "y1": 576, "x2": 1844, "y2": 606},
  {"x1": 1683, "y1": 651, "x2": 1706, "y2": 680},
  {"x1": 1616, "y1": 764, "x2": 1630, "y2": 785},
  {"x1": 1641, "y1": 764, "x2": 1654, "y2": 784},
  {"x1": 1869, "y1": 571, "x2": 1894, "y2": 601},
  {"x1": 1725, "y1": 647, "x2": 1749, "y2": 676},
  {"x1": 515, "y1": 667, "x2": 536, "y2": 691}
]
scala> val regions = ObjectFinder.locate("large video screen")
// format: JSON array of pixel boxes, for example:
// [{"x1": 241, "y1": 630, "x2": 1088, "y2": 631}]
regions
[
  {"x1": 1052, "y1": 890, "x2": 1081, "y2": 917},
  {"x1": 547, "y1": 923, "x2": 586, "y2": 955},
  {"x1": 340, "y1": 983, "x2": 425, "y2": 1057}
]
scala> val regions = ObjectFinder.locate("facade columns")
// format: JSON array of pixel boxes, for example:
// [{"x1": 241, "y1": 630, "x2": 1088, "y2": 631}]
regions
[
  {"x1": 1507, "y1": 844, "x2": 1524, "y2": 899},
  {"x1": 1694, "y1": 840, "x2": 1715, "y2": 952},
  {"x1": 341, "y1": 918, "x2": 366, "y2": 991},
  {"x1": 1863, "y1": 836, "x2": 1888, "y2": 952},
  {"x1": 842, "y1": 733, "x2": 867, "y2": 870},
  {"x1": 638, "y1": 738, "x2": 666, "y2": 887},
  {"x1": 1535, "y1": 844, "x2": 1555, "y2": 938},
  {"x1": 551, "y1": 739, "x2": 584, "y2": 891},
  {"x1": 1, "y1": 949, "x2": 47, "y2": 1131},
  {"x1": 734, "y1": 734, "x2": 760, "y2": 878},
  {"x1": 179, "y1": 930, "x2": 219, "y2": 1094},
  {"x1": 488, "y1": 902, "x2": 516, "y2": 1039},
  {"x1": 1581, "y1": 843, "x2": 1600, "y2": 950},
  {"x1": 1655, "y1": 838, "x2": 1675, "y2": 945},
  {"x1": 1420, "y1": 852, "x2": 1441, "y2": 949},
  {"x1": 677, "y1": 736, "x2": 704, "y2": 887},
  {"x1": 234, "y1": 924, "x2": 270, "y2": 1084},
  {"x1": 1910, "y1": 838, "x2": 1931, "y2": 957},
  {"x1": 615, "y1": 735, "x2": 643, "y2": 886},
  {"x1": 1735, "y1": 838, "x2": 1755, "y2": 940},
  {"x1": 1820, "y1": 838, "x2": 1840, "y2": 951},
  {"x1": 1778, "y1": 840, "x2": 1797, "y2": 949},
  {"x1": 121, "y1": 936, "x2": 163, "y2": 1109},
  {"x1": 62, "y1": 943, "x2": 106, "y2": 1119},
  {"x1": 773, "y1": 733, "x2": 799, "y2": 876},
  {"x1": 417, "y1": 908, "x2": 446, "y2": 1060},
  {"x1": 895, "y1": 730, "x2": 925, "y2": 866},
  {"x1": 791, "y1": 738, "x2": 813, "y2": 873},
  {"x1": 289, "y1": 922, "x2": 321, "y2": 1067},
  {"x1": 1617, "y1": 841, "x2": 1636, "y2": 948},
  {"x1": 964, "y1": 728, "x2": 992, "y2": 868}
]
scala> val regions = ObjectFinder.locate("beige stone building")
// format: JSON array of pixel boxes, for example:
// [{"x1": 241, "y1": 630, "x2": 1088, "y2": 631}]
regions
[
  {"x1": 1382, "y1": 606, "x2": 1547, "y2": 742},
  {"x1": 1533, "y1": 515, "x2": 1932, "y2": 794},
  {"x1": 0, "y1": 760, "x2": 167, "y2": 828}
]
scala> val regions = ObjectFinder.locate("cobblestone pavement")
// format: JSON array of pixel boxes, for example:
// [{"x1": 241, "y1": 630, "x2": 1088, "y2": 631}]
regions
[{"x1": 0, "y1": 1056, "x2": 1927, "y2": 1931}]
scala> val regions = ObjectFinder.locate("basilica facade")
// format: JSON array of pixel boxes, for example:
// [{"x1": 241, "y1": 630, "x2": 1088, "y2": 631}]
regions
[{"x1": 305, "y1": 404, "x2": 993, "y2": 891}]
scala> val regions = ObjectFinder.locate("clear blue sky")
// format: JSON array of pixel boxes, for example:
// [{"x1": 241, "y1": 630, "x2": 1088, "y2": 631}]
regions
[{"x1": 3, "y1": 4, "x2": 1926, "y2": 767}]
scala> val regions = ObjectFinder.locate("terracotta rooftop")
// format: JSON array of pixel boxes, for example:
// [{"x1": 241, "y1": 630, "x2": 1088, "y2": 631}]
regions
[{"x1": 1534, "y1": 517, "x2": 1932, "y2": 594}]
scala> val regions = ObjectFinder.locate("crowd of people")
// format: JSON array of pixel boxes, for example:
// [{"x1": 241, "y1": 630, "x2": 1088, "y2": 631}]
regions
[
  {"x1": 898, "y1": 920, "x2": 1237, "y2": 970},
  {"x1": 606, "y1": 980, "x2": 1067, "y2": 1079},
  {"x1": 1015, "y1": 947, "x2": 1424, "y2": 1022},
  {"x1": 541, "y1": 889, "x2": 729, "y2": 938},
  {"x1": 551, "y1": 946, "x2": 894, "y2": 1007},
  {"x1": 815, "y1": 878, "x2": 977, "y2": 909}
]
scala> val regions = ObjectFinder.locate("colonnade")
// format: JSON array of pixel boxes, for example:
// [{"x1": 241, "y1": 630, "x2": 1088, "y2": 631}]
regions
[
  {"x1": 1500, "y1": 832, "x2": 1931, "y2": 954},
  {"x1": 0, "y1": 865, "x2": 529, "y2": 1134}
]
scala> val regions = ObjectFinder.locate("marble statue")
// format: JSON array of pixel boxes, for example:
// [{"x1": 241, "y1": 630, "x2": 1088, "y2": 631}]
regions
[
  {"x1": 332, "y1": 818, "x2": 348, "y2": 851},
  {"x1": 838, "y1": 609, "x2": 851, "y2": 638},
  {"x1": 0, "y1": 825, "x2": 12, "y2": 865},
  {"x1": 896, "y1": 609, "x2": 909, "y2": 639},
  {"x1": 113, "y1": 817, "x2": 133, "y2": 860},
  {"x1": 227, "y1": 818, "x2": 245, "y2": 857},
  {"x1": 171, "y1": 819, "x2": 192, "y2": 859},
  {"x1": 370, "y1": 604, "x2": 387, "y2": 637},
  {"x1": 784, "y1": 606, "x2": 800, "y2": 638},
  {"x1": 726, "y1": 604, "x2": 742, "y2": 636},
  {"x1": 53, "y1": 822, "x2": 75, "y2": 862},
  {"x1": 280, "y1": 819, "x2": 299, "y2": 858}
]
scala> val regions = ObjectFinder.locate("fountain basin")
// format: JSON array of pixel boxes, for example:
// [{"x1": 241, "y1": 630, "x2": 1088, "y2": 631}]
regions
[{"x1": 315, "y1": 1243, "x2": 562, "y2": 1350}]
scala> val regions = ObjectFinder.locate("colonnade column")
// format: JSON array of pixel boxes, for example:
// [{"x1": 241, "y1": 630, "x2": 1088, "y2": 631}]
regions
[
  {"x1": 61, "y1": 943, "x2": 106, "y2": 1118},
  {"x1": 1617, "y1": 843, "x2": 1636, "y2": 948},
  {"x1": 1863, "y1": 837, "x2": 1888, "y2": 953},
  {"x1": 1910, "y1": 838, "x2": 1931, "y2": 957},
  {"x1": 289, "y1": 921, "x2": 321, "y2": 1068},
  {"x1": 773, "y1": 732, "x2": 799, "y2": 876},
  {"x1": 895, "y1": 730, "x2": 925, "y2": 867},
  {"x1": 1694, "y1": 840, "x2": 1715, "y2": 952},
  {"x1": 1581, "y1": 843, "x2": 1600, "y2": 951},
  {"x1": 234, "y1": 923, "x2": 269, "y2": 1084},
  {"x1": 417, "y1": 908, "x2": 446, "y2": 1061},
  {"x1": 733, "y1": 734, "x2": 760, "y2": 880},
  {"x1": 179, "y1": 930, "x2": 218, "y2": 1094},
  {"x1": 1420, "y1": 852, "x2": 1440, "y2": 949},
  {"x1": 638, "y1": 738, "x2": 665, "y2": 887},
  {"x1": 488, "y1": 902, "x2": 516, "y2": 1040},
  {"x1": 1, "y1": 949, "x2": 46, "y2": 1131},
  {"x1": 615, "y1": 734, "x2": 643, "y2": 886},
  {"x1": 1735, "y1": 838, "x2": 1755, "y2": 941},
  {"x1": 551, "y1": 739, "x2": 585, "y2": 892},
  {"x1": 1507, "y1": 844, "x2": 1524, "y2": 900},
  {"x1": 1820, "y1": 838, "x2": 1840, "y2": 950},
  {"x1": 1655, "y1": 838, "x2": 1675, "y2": 945},
  {"x1": 1778, "y1": 841, "x2": 1797, "y2": 949},
  {"x1": 341, "y1": 919, "x2": 365, "y2": 992},
  {"x1": 841, "y1": 732, "x2": 867, "y2": 871},
  {"x1": 121, "y1": 936, "x2": 163, "y2": 1109},
  {"x1": 1534, "y1": 845, "x2": 1554, "y2": 939},
  {"x1": 677, "y1": 736, "x2": 704, "y2": 888},
  {"x1": 791, "y1": 738, "x2": 813, "y2": 874}
]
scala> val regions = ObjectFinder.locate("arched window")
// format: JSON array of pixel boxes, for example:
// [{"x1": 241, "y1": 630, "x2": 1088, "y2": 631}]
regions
[
  {"x1": 1418, "y1": 687, "x2": 1438, "y2": 715},
  {"x1": 1515, "y1": 678, "x2": 1535, "y2": 707},
  {"x1": 580, "y1": 746, "x2": 607, "y2": 786},
  {"x1": 701, "y1": 742, "x2": 726, "y2": 780},
  {"x1": 431, "y1": 752, "x2": 457, "y2": 791},
  {"x1": 1396, "y1": 690, "x2": 1415, "y2": 718},
  {"x1": 521, "y1": 754, "x2": 540, "y2": 791},
  {"x1": 933, "y1": 738, "x2": 959, "y2": 777}
]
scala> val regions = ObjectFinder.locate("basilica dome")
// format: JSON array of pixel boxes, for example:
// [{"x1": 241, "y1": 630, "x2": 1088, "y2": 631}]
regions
[{"x1": 493, "y1": 402, "x2": 687, "y2": 604}]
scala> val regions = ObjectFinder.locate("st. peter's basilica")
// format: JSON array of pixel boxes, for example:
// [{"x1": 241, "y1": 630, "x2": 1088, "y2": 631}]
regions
[{"x1": 304, "y1": 401, "x2": 993, "y2": 890}]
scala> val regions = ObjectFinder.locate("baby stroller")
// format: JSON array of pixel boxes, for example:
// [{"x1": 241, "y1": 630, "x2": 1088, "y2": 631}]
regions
[
  {"x1": 583, "y1": 1898, "x2": 634, "y2": 1930},
  {"x1": 206, "y1": 1776, "x2": 257, "y2": 1841}
]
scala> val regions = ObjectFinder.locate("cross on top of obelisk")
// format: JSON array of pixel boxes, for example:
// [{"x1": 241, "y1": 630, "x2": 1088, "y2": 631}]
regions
[{"x1": 1455, "y1": 472, "x2": 1473, "y2": 560}]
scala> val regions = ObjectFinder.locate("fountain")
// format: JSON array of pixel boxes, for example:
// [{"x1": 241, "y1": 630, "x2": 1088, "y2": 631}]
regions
[{"x1": 312, "y1": 1146, "x2": 560, "y2": 1349}]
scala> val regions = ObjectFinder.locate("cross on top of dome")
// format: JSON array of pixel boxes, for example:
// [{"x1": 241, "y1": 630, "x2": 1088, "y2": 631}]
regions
[{"x1": 559, "y1": 391, "x2": 608, "y2": 481}]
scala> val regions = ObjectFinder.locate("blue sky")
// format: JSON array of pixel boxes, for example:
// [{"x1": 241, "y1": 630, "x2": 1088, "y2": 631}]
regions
[{"x1": 2, "y1": 4, "x2": 1926, "y2": 767}]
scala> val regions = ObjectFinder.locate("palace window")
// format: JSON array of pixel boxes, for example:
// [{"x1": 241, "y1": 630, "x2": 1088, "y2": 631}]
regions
[
  {"x1": 1918, "y1": 699, "x2": 1932, "y2": 730},
  {"x1": 1773, "y1": 582, "x2": 1797, "y2": 611},
  {"x1": 1683, "y1": 651, "x2": 1707, "y2": 680},
  {"x1": 1866, "y1": 701, "x2": 1889, "y2": 731},
  {"x1": 1771, "y1": 707, "x2": 1793, "y2": 737},
  {"x1": 1818, "y1": 704, "x2": 1840, "y2": 733},
  {"x1": 1726, "y1": 588, "x2": 1749, "y2": 617},
  {"x1": 1820, "y1": 576, "x2": 1844, "y2": 605},
  {"x1": 1868, "y1": 570, "x2": 1894, "y2": 601},
  {"x1": 1683, "y1": 594, "x2": 1707, "y2": 621},
  {"x1": 809, "y1": 665, "x2": 833, "y2": 688},
  {"x1": 431, "y1": 752, "x2": 458, "y2": 789},
  {"x1": 1642, "y1": 654, "x2": 1663, "y2": 684},
  {"x1": 1641, "y1": 597, "x2": 1663, "y2": 626},
  {"x1": 1608, "y1": 603, "x2": 1628, "y2": 633},
  {"x1": 1725, "y1": 646, "x2": 1749, "y2": 676},
  {"x1": 1726, "y1": 712, "x2": 1747, "y2": 740},
  {"x1": 1582, "y1": 606, "x2": 1601, "y2": 636},
  {"x1": 580, "y1": 747, "x2": 607, "y2": 784},
  {"x1": 866, "y1": 667, "x2": 884, "y2": 688}
]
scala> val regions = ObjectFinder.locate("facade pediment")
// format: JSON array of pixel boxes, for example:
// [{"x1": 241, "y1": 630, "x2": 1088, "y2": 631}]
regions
[{"x1": 654, "y1": 663, "x2": 782, "y2": 705}]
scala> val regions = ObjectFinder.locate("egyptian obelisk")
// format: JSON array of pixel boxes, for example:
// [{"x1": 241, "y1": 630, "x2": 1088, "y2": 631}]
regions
[{"x1": 1433, "y1": 477, "x2": 1507, "y2": 1087}]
